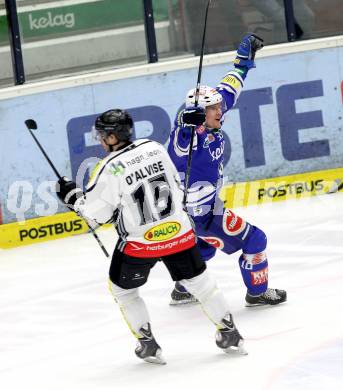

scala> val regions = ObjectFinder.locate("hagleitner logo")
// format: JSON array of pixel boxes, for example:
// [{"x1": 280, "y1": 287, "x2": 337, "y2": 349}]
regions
[
  {"x1": 109, "y1": 161, "x2": 125, "y2": 176},
  {"x1": 144, "y1": 222, "x2": 181, "y2": 242},
  {"x1": 28, "y1": 12, "x2": 75, "y2": 30}
]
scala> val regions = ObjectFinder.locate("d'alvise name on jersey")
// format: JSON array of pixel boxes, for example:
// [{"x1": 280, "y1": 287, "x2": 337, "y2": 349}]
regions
[{"x1": 125, "y1": 160, "x2": 165, "y2": 185}]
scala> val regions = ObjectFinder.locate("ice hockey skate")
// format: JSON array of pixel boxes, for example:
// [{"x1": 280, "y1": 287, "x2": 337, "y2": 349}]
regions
[
  {"x1": 135, "y1": 323, "x2": 166, "y2": 365},
  {"x1": 216, "y1": 313, "x2": 247, "y2": 355},
  {"x1": 245, "y1": 288, "x2": 287, "y2": 307},
  {"x1": 169, "y1": 282, "x2": 199, "y2": 305}
]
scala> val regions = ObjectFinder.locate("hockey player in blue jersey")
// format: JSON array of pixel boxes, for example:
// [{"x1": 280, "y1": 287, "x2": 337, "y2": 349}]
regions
[{"x1": 168, "y1": 33, "x2": 287, "y2": 306}]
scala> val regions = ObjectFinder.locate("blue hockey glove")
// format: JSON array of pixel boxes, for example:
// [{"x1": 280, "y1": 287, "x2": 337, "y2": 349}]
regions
[
  {"x1": 234, "y1": 33, "x2": 264, "y2": 69},
  {"x1": 181, "y1": 106, "x2": 206, "y2": 127},
  {"x1": 56, "y1": 177, "x2": 83, "y2": 210}
]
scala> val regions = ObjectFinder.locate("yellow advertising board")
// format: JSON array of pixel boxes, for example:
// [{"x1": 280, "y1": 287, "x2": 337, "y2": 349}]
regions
[
  {"x1": 221, "y1": 167, "x2": 343, "y2": 208},
  {"x1": 1, "y1": 167, "x2": 342, "y2": 249},
  {"x1": 0, "y1": 212, "x2": 89, "y2": 249}
]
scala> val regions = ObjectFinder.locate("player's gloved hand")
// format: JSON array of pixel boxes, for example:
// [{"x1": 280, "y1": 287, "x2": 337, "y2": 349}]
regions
[
  {"x1": 234, "y1": 33, "x2": 264, "y2": 69},
  {"x1": 181, "y1": 106, "x2": 206, "y2": 127},
  {"x1": 56, "y1": 177, "x2": 83, "y2": 210}
]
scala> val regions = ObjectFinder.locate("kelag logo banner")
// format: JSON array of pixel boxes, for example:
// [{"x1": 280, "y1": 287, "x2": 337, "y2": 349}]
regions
[{"x1": 1, "y1": 45, "x2": 343, "y2": 222}]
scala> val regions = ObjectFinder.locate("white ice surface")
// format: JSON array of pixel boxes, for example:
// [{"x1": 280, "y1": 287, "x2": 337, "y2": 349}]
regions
[{"x1": 1, "y1": 193, "x2": 343, "y2": 390}]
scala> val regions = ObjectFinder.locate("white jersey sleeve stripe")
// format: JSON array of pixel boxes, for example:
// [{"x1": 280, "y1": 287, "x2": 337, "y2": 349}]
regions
[
  {"x1": 186, "y1": 192, "x2": 217, "y2": 207},
  {"x1": 173, "y1": 126, "x2": 198, "y2": 157},
  {"x1": 186, "y1": 185, "x2": 216, "y2": 205}
]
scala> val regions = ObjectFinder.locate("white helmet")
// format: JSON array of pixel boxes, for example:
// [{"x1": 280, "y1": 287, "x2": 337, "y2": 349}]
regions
[{"x1": 185, "y1": 85, "x2": 222, "y2": 108}]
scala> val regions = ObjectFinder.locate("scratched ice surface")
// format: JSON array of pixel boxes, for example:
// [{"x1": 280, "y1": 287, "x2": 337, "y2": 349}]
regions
[{"x1": 1, "y1": 193, "x2": 342, "y2": 390}]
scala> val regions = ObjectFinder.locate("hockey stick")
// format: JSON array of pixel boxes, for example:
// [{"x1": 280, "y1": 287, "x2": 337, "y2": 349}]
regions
[
  {"x1": 24, "y1": 119, "x2": 110, "y2": 258},
  {"x1": 183, "y1": 0, "x2": 211, "y2": 205}
]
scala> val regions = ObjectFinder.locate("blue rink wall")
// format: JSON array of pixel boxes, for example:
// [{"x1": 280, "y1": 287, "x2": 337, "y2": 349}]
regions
[{"x1": 0, "y1": 39, "x2": 343, "y2": 223}]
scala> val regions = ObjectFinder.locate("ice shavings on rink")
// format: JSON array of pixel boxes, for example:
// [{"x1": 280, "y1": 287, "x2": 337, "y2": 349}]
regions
[{"x1": 0, "y1": 192, "x2": 342, "y2": 390}]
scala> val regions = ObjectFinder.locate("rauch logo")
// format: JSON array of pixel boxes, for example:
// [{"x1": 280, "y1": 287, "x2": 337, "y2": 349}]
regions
[{"x1": 144, "y1": 222, "x2": 181, "y2": 242}]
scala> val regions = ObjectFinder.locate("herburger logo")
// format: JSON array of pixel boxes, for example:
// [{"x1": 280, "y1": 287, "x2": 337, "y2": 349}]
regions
[{"x1": 144, "y1": 222, "x2": 181, "y2": 242}]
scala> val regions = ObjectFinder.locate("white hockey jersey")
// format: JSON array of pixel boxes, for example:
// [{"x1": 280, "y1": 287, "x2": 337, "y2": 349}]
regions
[{"x1": 75, "y1": 139, "x2": 196, "y2": 258}]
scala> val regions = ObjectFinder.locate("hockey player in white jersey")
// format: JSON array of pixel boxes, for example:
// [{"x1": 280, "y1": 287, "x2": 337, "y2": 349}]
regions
[{"x1": 56, "y1": 109, "x2": 247, "y2": 364}]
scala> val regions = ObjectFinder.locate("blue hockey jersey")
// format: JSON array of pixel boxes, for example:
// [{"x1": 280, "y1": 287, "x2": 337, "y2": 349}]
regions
[{"x1": 167, "y1": 68, "x2": 247, "y2": 217}]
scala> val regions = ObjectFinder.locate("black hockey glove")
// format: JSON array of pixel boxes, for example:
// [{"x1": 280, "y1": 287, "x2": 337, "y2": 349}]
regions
[
  {"x1": 181, "y1": 106, "x2": 206, "y2": 127},
  {"x1": 56, "y1": 177, "x2": 84, "y2": 210},
  {"x1": 234, "y1": 33, "x2": 264, "y2": 69}
]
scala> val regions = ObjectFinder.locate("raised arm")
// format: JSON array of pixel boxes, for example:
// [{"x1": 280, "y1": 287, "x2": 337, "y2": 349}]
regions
[{"x1": 218, "y1": 33, "x2": 264, "y2": 114}]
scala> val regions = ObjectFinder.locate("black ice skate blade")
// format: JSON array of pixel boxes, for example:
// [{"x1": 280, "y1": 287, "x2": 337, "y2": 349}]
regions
[
  {"x1": 245, "y1": 300, "x2": 287, "y2": 307},
  {"x1": 223, "y1": 340, "x2": 248, "y2": 356}
]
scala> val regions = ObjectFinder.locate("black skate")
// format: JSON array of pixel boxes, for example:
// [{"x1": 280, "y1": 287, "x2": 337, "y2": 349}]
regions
[
  {"x1": 216, "y1": 313, "x2": 247, "y2": 355},
  {"x1": 169, "y1": 282, "x2": 199, "y2": 305},
  {"x1": 245, "y1": 288, "x2": 287, "y2": 307},
  {"x1": 135, "y1": 323, "x2": 166, "y2": 365}
]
